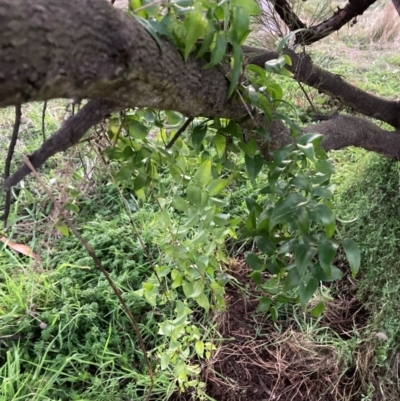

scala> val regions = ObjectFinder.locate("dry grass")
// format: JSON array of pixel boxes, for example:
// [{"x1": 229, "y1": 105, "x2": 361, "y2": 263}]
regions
[
  {"x1": 369, "y1": 2, "x2": 400, "y2": 43},
  {"x1": 199, "y1": 260, "x2": 371, "y2": 401}
]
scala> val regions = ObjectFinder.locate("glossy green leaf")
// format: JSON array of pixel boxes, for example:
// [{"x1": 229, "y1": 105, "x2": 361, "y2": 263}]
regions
[
  {"x1": 186, "y1": 183, "x2": 202, "y2": 206},
  {"x1": 127, "y1": 120, "x2": 148, "y2": 139},
  {"x1": 207, "y1": 179, "x2": 229, "y2": 196},
  {"x1": 295, "y1": 243, "x2": 317, "y2": 276},
  {"x1": 298, "y1": 132, "x2": 323, "y2": 146},
  {"x1": 343, "y1": 239, "x2": 361, "y2": 277},
  {"x1": 257, "y1": 296, "x2": 271, "y2": 312},
  {"x1": 297, "y1": 142, "x2": 315, "y2": 162},
  {"x1": 299, "y1": 277, "x2": 318, "y2": 308},
  {"x1": 245, "y1": 252, "x2": 263, "y2": 271},
  {"x1": 294, "y1": 207, "x2": 310, "y2": 234},
  {"x1": 232, "y1": 6, "x2": 251, "y2": 44},
  {"x1": 192, "y1": 124, "x2": 207, "y2": 152},
  {"x1": 55, "y1": 222, "x2": 69, "y2": 237},
  {"x1": 206, "y1": 33, "x2": 227, "y2": 68},
  {"x1": 311, "y1": 301, "x2": 325, "y2": 317},
  {"x1": 214, "y1": 134, "x2": 226, "y2": 158},
  {"x1": 228, "y1": 43, "x2": 243, "y2": 98},
  {"x1": 255, "y1": 236, "x2": 275, "y2": 255},
  {"x1": 270, "y1": 193, "x2": 305, "y2": 228},
  {"x1": 194, "y1": 159, "x2": 212, "y2": 186},
  {"x1": 318, "y1": 240, "x2": 338, "y2": 274},
  {"x1": 172, "y1": 196, "x2": 189, "y2": 212},
  {"x1": 195, "y1": 293, "x2": 210, "y2": 312},
  {"x1": 195, "y1": 341, "x2": 205, "y2": 358},
  {"x1": 160, "y1": 352, "x2": 170, "y2": 370},
  {"x1": 315, "y1": 204, "x2": 336, "y2": 238},
  {"x1": 184, "y1": 10, "x2": 208, "y2": 60},
  {"x1": 245, "y1": 154, "x2": 264, "y2": 182},
  {"x1": 232, "y1": 0, "x2": 261, "y2": 14}
]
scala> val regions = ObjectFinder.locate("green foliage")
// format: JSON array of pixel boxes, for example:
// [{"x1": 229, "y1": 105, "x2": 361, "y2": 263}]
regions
[
  {"x1": 333, "y1": 151, "x2": 400, "y2": 369},
  {"x1": 0, "y1": 1, "x2": 363, "y2": 399}
]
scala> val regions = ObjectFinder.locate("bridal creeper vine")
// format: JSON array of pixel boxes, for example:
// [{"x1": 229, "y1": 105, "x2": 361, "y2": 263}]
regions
[{"x1": 103, "y1": 0, "x2": 362, "y2": 394}]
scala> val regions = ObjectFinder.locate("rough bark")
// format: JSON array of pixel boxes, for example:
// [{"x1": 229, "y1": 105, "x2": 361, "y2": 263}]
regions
[
  {"x1": 305, "y1": 116, "x2": 400, "y2": 159},
  {"x1": 392, "y1": 0, "x2": 400, "y2": 16},
  {"x1": 0, "y1": 0, "x2": 400, "y2": 188}
]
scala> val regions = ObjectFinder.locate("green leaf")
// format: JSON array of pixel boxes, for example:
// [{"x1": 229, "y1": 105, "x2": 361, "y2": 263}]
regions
[
  {"x1": 184, "y1": 10, "x2": 208, "y2": 60},
  {"x1": 343, "y1": 239, "x2": 361, "y2": 277},
  {"x1": 65, "y1": 202, "x2": 79, "y2": 213},
  {"x1": 298, "y1": 132, "x2": 323, "y2": 146},
  {"x1": 207, "y1": 179, "x2": 229, "y2": 196},
  {"x1": 245, "y1": 252, "x2": 263, "y2": 271},
  {"x1": 182, "y1": 280, "x2": 194, "y2": 298},
  {"x1": 214, "y1": 134, "x2": 226, "y2": 158},
  {"x1": 295, "y1": 243, "x2": 317, "y2": 276},
  {"x1": 205, "y1": 33, "x2": 227, "y2": 68},
  {"x1": 294, "y1": 207, "x2": 310, "y2": 234},
  {"x1": 156, "y1": 211, "x2": 171, "y2": 228},
  {"x1": 318, "y1": 240, "x2": 338, "y2": 274},
  {"x1": 261, "y1": 277, "x2": 279, "y2": 295},
  {"x1": 245, "y1": 154, "x2": 264, "y2": 182},
  {"x1": 270, "y1": 306, "x2": 278, "y2": 322},
  {"x1": 172, "y1": 196, "x2": 189, "y2": 212},
  {"x1": 311, "y1": 301, "x2": 325, "y2": 317},
  {"x1": 297, "y1": 143, "x2": 315, "y2": 162},
  {"x1": 270, "y1": 193, "x2": 305, "y2": 229},
  {"x1": 299, "y1": 277, "x2": 318, "y2": 308},
  {"x1": 232, "y1": 0, "x2": 261, "y2": 14},
  {"x1": 195, "y1": 293, "x2": 210, "y2": 312},
  {"x1": 195, "y1": 341, "x2": 205, "y2": 358},
  {"x1": 276, "y1": 29, "x2": 305, "y2": 53},
  {"x1": 228, "y1": 43, "x2": 243, "y2": 98},
  {"x1": 315, "y1": 160, "x2": 335, "y2": 175},
  {"x1": 197, "y1": 26, "x2": 215, "y2": 58},
  {"x1": 127, "y1": 120, "x2": 148, "y2": 140},
  {"x1": 165, "y1": 110, "x2": 184, "y2": 126},
  {"x1": 192, "y1": 124, "x2": 207, "y2": 152},
  {"x1": 283, "y1": 267, "x2": 301, "y2": 290},
  {"x1": 186, "y1": 183, "x2": 202, "y2": 206},
  {"x1": 194, "y1": 159, "x2": 212, "y2": 187},
  {"x1": 232, "y1": 6, "x2": 251, "y2": 44},
  {"x1": 160, "y1": 352, "x2": 170, "y2": 370},
  {"x1": 315, "y1": 204, "x2": 336, "y2": 238},
  {"x1": 257, "y1": 296, "x2": 272, "y2": 312},
  {"x1": 55, "y1": 221, "x2": 69, "y2": 237},
  {"x1": 255, "y1": 236, "x2": 276, "y2": 255}
]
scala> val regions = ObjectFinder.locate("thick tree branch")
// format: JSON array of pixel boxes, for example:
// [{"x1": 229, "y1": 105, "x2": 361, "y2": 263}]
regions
[
  {"x1": 4, "y1": 100, "x2": 118, "y2": 189},
  {"x1": 1, "y1": 0, "x2": 400, "y2": 189},
  {"x1": 304, "y1": 115, "x2": 400, "y2": 159},
  {"x1": 245, "y1": 47, "x2": 400, "y2": 129}
]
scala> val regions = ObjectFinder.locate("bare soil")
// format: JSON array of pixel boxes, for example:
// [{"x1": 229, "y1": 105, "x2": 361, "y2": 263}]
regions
[{"x1": 175, "y1": 259, "x2": 370, "y2": 401}]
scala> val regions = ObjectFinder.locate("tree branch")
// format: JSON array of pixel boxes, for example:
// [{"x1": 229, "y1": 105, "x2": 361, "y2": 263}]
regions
[
  {"x1": 4, "y1": 100, "x2": 118, "y2": 189},
  {"x1": 304, "y1": 115, "x2": 400, "y2": 159},
  {"x1": 1, "y1": 0, "x2": 400, "y2": 189},
  {"x1": 245, "y1": 47, "x2": 400, "y2": 129},
  {"x1": 272, "y1": 0, "x2": 306, "y2": 32},
  {"x1": 298, "y1": 0, "x2": 377, "y2": 45}
]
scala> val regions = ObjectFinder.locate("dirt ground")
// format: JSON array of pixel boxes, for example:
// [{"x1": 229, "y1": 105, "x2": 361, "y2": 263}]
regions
[{"x1": 175, "y1": 259, "x2": 370, "y2": 401}]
